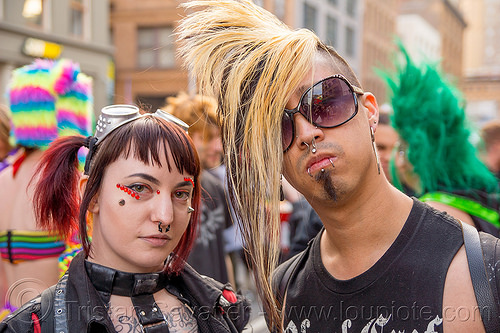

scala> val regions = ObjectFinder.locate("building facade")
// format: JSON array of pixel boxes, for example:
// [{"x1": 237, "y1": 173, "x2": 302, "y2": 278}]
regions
[
  {"x1": 398, "y1": 0, "x2": 466, "y2": 86},
  {"x1": 295, "y1": 0, "x2": 363, "y2": 75},
  {"x1": 110, "y1": 0, "x2": 188, "y2": 111},
  {"x1": 460, "y1": 0, "x2": 500, "y2": 124},
  {"x1": 361, "y1": 0, "x2": 398, "y2": 105},
  {"x1": 0, "y1": 0, "x2": 113, "y2": 111},
  {"x1": 110, "y1": 0, "x2": 365, "y2": 111}
]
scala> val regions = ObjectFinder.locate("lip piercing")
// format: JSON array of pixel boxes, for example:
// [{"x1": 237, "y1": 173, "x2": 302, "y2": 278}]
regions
[
  {"x1": 119, "y1": 199, "x2": 125, "y2": 206},
  {"x1": 188, "y1": 206, "x2": 195, "y2": 213},
  {"x1": 308, "y1": 158, "x2": 335, "y2": 177}
]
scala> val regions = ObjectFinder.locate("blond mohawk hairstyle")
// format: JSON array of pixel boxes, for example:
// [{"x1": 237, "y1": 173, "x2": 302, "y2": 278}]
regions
[{"x1": 177, "y1": 0, "x2": 325, "y2": 328}]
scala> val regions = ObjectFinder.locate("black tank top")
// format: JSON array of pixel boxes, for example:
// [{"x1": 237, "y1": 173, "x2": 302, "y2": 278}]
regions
[{"x1": 283, "y1": 199, "x2": 463, "y2": 333}]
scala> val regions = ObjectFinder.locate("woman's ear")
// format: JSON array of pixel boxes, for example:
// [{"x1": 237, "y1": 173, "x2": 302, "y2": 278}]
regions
[{"x1": 79, "y1": 176, "x2": 99, "y2": 213}]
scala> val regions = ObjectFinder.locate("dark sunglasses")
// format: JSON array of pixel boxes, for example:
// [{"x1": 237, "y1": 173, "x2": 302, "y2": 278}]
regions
[{"x1": 282, "y1": 74, "x2": 364, "y2": 152}]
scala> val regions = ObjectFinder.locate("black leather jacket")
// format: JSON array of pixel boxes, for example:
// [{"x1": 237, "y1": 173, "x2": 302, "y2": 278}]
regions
[{"x1": 0, "y1": 252, "x2": 250, "y2": 332}]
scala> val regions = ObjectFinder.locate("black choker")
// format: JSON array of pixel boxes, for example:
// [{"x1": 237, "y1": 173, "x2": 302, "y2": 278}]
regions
[
  {"x1": 84, "y1": 260, "x2": 169, "y2": 297},
  {"x1": 85, "y1": 261, "x2": 173, "y2": 331}
]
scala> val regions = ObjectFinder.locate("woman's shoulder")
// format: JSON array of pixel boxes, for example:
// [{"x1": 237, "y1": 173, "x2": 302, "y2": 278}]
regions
[
  {"x1": 180, "y1": 263, "x2": 251, "y2": 331},
  {"x1": 0, "y1": 295, "x2": 43, "y2": 333}
]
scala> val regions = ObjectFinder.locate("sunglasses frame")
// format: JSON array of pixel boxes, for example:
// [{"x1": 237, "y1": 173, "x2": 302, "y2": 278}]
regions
[{"x1": 282, "y1": 74, "x2": 364, "y2": 152}]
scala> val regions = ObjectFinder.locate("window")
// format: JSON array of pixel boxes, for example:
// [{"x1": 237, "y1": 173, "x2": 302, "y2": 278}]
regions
[
  {"x1": 346, "y1": 0, "x2": 356, "y2": 17},
  {"x1": 23, "y1": 0, "x2": 44, "y2": 26},
  {"x1": 303, "y1": 3, "x2": 317, "y2": 32},
  {"x1": 70, "y1": 0, "x2": 86, "y2": 37},
  {"x1": 274, "y1": 0, "x2": 285, "y2": 20},
  {"x1": 345, "y1": 26, "x2": 355, "y2": 57},
  {"x1": 137, "y1": 27, "x2": 175, "y2": 69},
  {"x1": 326, "y1": 16, "x2": 338, "y2": 47}
]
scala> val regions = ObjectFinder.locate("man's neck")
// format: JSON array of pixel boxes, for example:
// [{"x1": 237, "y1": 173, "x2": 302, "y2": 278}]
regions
[{"x1": 314, "y1": 182, "x2": 413, "y2": 280}]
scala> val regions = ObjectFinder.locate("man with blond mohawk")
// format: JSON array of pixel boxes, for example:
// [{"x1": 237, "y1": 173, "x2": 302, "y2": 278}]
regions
[{"x1": 177, "y1": 1, "x2": 500, "y2": 332}]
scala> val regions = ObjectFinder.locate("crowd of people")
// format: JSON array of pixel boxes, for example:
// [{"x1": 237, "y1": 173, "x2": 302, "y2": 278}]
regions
[{"x1": 1, "y1": 0, "x2": 500, "y2": 332}]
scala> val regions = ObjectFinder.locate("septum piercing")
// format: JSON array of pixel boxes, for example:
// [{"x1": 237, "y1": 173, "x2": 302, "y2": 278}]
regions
[
  {"x1": 303, "y1": 140, "x2": 317, "y2": 153},
  {"x1": 311, "y1": 138, "x2": 317, "y2": 154},
  {"x1": 158, "y1": 222, "x2": 171, "y2": 233}
]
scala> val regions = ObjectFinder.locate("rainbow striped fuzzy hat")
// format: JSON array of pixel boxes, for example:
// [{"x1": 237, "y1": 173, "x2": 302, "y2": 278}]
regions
[{"x1": 7, "y1": 58, "x2": 93, "y2": 150}]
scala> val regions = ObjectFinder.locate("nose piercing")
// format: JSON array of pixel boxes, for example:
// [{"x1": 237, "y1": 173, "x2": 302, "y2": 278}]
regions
[
  {"x1": 158, "y1": 222, "x2": 171, "y2": 233},
  {"x1": 303, "y1": 142, "x2": 309, "y2": 149},
  {"x1": 119, "y1": 199, "x2": 125, "y2": 206},
  {"x1": 311, "y1": 138, "x2": 317, "y2": 154},
  {"x1": 187, "y1": 206, "x2": 195, "y2": 213}
]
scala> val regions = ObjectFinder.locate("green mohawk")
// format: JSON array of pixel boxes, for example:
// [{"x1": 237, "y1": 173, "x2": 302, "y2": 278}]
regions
[{"x1": 381, "y1": 44, "x2": 498, "y2": 195}]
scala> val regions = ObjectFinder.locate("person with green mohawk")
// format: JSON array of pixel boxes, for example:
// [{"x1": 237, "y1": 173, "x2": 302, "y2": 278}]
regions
[{"x1": 383, "y1": 45, "x2": 500, "y2": 237}]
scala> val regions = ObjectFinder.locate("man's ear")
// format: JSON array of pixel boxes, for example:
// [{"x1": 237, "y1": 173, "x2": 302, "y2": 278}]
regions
[
  {"x1": 79, "y1": 176, "x2": 99, "y2": 213},
  {"x1": 361, "y1": 92, "x2": 379, "y2": 130}
]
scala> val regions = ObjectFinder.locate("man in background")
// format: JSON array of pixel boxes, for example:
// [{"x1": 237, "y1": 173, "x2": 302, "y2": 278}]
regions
[
  {"x1": 164, "y1": 92, "x2": 233, "y2": 284},
  {"x1": 481, "y1": 119, "x2": 500, "y2": 180}
]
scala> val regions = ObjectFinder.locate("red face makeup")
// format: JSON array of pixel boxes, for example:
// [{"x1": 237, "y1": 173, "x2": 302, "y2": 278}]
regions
[
  {"x1": 184, "y1": 177, "x2": 195, "y2": 188},
  {"x1": 116, "y1": 183, "x2": 140, "y2": 200}
]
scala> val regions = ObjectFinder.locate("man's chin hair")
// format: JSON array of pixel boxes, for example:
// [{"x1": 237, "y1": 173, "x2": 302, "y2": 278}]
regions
[{"x1": 315, "y1": 169, "x2": 337, "y2": 201}]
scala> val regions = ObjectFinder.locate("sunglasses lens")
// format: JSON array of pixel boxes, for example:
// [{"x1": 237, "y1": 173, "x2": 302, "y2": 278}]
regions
[
  {"x1": 282, "y1": 113, "x2": 294, "y2": 151},
  {"x1": 300, "y1": 77, "x2": 355, "y2": 127}
]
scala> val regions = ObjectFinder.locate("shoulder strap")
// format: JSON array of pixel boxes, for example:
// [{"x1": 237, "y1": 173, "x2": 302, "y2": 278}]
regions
[
  {"x1": 276, "y1": 241, "x2": 311, "y2": 307},
  {"x1": 461, "y1": 221, "x2": 500, "y2": 332}
]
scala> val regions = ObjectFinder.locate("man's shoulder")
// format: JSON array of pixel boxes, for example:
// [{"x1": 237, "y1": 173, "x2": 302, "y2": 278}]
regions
[
  {"x1": 272, "y1": 236, "x2": 315, "y2": 299},
  {"x1": 273, "y1": 250, "x2": 309, "y2": 281},
  {"x1": 414, "y1": 197, "x2": 463, "y2": 229}
]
